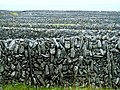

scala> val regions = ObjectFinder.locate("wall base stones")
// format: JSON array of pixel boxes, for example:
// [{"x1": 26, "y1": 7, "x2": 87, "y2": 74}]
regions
[{"x1": 0, "y1": 33, "x2": 120, "y2": 88}]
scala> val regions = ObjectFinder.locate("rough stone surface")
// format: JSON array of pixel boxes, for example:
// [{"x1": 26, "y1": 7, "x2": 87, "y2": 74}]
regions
[{"x1": 0, "y1": 32, "x2": 120, "y2": 88}]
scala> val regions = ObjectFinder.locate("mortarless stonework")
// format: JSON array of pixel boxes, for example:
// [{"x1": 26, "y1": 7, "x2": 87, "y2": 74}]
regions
[
  {"x1": 0, "y1": 41, "x2": 4, "y2": 90},
  {"x1": 0, "y1": 30, "x2": 120, "y2": 88}
]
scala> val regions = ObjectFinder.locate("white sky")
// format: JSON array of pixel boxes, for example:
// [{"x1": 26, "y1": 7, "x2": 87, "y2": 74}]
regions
[{"x1": 0, "y1": 0, "x2": 120, "y2": 11}]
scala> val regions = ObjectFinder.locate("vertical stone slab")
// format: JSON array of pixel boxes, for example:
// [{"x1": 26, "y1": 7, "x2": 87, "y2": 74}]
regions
[{"x1": 0, "y1": 43, "x2": 3, "y2": 90}]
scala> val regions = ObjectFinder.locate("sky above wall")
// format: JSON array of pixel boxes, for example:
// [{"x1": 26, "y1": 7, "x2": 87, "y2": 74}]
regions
[{"x1": 0, "y1": 0, "x2": 120, "y2": 11}]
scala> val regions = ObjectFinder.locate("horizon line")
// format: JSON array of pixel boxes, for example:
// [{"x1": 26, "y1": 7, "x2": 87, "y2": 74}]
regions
[{"x1": 0, "y1": 9, "x2": 120, "y2": 12}]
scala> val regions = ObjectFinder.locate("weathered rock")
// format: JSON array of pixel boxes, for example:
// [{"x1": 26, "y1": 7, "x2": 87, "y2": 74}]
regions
[
  {"x1": 0, "y1": 34, "x2": 120, "y2": 88},
  {"x1": 70, "y1": 47, "x2": 75, "y2": 58},
  {"x1": 65, "y1": 39, "x2": 70, "y2": 49}
]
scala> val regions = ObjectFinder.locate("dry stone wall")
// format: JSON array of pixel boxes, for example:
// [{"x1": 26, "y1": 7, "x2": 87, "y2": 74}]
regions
[{"x1": 0, "y1": 33, "x2": 120, "y2": 88}]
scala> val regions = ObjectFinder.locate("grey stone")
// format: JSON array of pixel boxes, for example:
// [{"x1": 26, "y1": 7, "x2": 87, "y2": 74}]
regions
[
  {"x1": 19, "y1": 45, "x2": 25, "y2": 54},
  {"x1": 24, "y1": 49, "x2": 28, "y2": 57},
  {"x1": 11, "y1": 64, "x2": 15, "y2": 71},
  {"x1": 97, "y1": 40, "x2": 102, "y2": 48},
  {"x1": 65, "y1": 41, "x2": 70, "y2": 49},
  {"x1": 57, "y1": 49, "x2": 61, "y2": 58},
  {"x1": 33, "y1": 77, "x2": 37, "y2": 85},
  {"x1": 74, "y1": 37, "x2": 80, "y2": 48},
  {"x1": 0, "y1": 52, "x2": 1, "y2": 59},
  {"x1": 110, "y1": 48, "x2": 119, "y2": 53},
  {"x1": 0, "y1": 35, "x2": 120, "y2": 88},
  {"x1": 0, "y1": 65, "x2": 3, "y2": 73},
  {"x1": 50, "y1": 48, "x2": 55, "y2": 55},
  {"x1": 22, "y1": 71, "x2": 26, "y2": 78},
  {"x1": 11, "y1": 71, "x2": 15, "y2": 77},
  {"x1": 37, "y1": 44, "x2": 41, "y2": 56},
  {"x1": 45, "y1": 65, "x2": 49, "y2": 75},
  {"x1": 70, "y1": 47, "x2": 75, "y2": 58},
  {"x1": 34, "y1": 71, "x2": 42, "y2": 75},
  {"x1": 37, "y1": 75, "x2": 45, "y2": 86},
  {"x1": 53, "y1": 38, "x2": 59, "y2": 48},
  {"x1": 14, "y1": 44, "x2": 19, "y2": 54},
  {"x1": 116, "y1": 77, "x2": 120, "y2": 84},
  {"x1": 41, "y1": 42, "x2": 46, "y2": 54},
  {"x1": 8, "y1": 40, "x2": 16, "y2": 50}
]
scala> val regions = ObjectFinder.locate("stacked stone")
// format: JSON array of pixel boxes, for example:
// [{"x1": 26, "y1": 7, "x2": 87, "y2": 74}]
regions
[
  {"x1": 0, "y1": 34, "x2": 120, "y2": 88},
  {"x1": 0, "y1": 41, "x2": 5, "y2": 90}
]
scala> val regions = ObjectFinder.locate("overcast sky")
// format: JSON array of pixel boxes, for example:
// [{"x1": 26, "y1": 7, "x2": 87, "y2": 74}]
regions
[{"x1": 0, "y1": 0, "x2": 120, "y2": 11}]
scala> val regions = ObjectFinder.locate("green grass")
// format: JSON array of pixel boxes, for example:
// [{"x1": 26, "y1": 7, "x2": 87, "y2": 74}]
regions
[
  {"x1": 2, "y1": 83, "x2": 117, "y2": 90},
  {"x1": 0, "y1": 13, "x2": 3, "y2": 16},
  {"x1": 10, "y1": 12, "x2": 19, "y2": 16}
]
